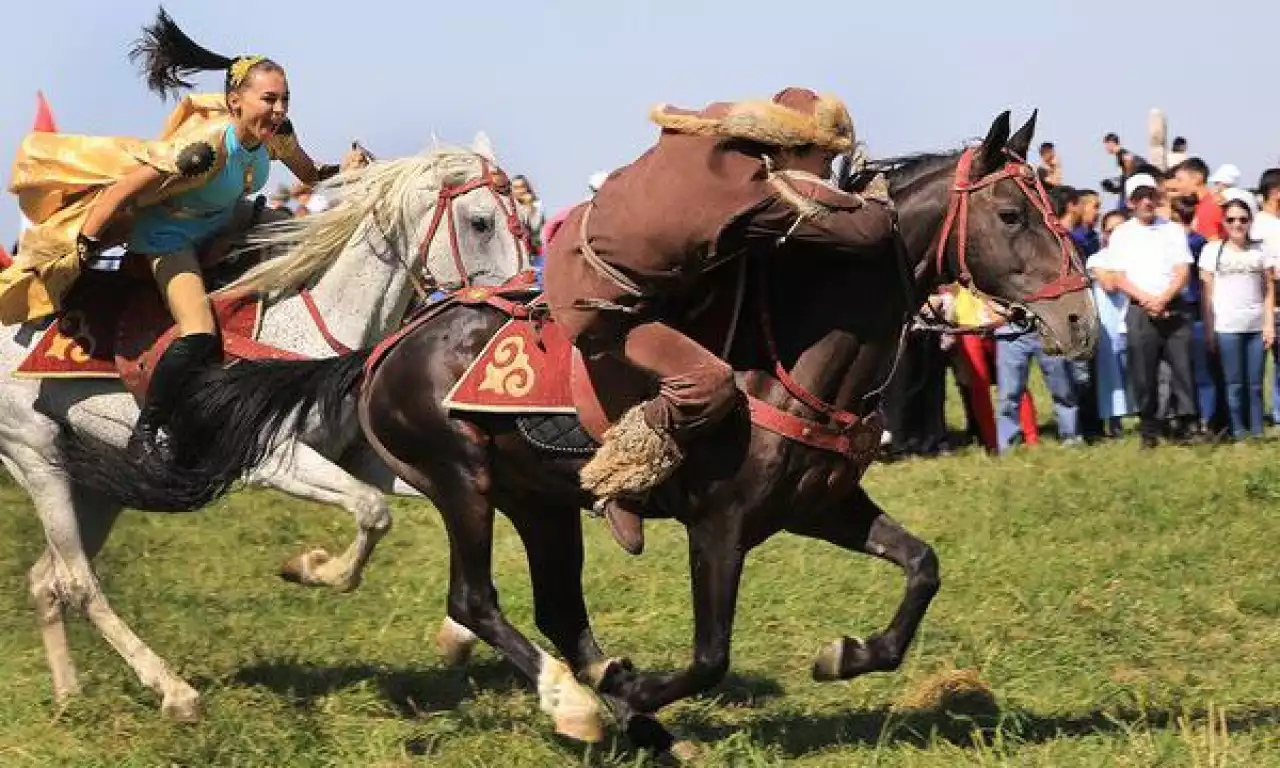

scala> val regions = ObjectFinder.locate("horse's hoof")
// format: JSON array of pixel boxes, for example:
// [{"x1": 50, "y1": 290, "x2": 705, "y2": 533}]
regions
[
  {"x1": 279, "y1": 548, "x2": 331, "y2": 586},
  {"x1": 554, "y1": 710, "x2": 605, "y2": 743},
  {"x1": 161, "y1": 687, "x2": 202, "y2": 723},
  {"x1": 51, "y1": 680, "x2": 82, "y2": 705},
  {"x1": 540, "y1": 655, "x2": 605, "y2": 743},
  {"x1": 812, "y1": 638, "x2": 848, "y2": 681},
  {"x1": 435, "y1": 616, "x2": 477, "y2": 666},
  {"x1": 668, "y1": 740, "x2": 702, "y2": 763}
]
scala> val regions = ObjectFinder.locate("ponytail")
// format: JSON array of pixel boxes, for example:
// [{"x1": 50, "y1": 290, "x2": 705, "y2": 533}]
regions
[{"x1": 129, "y1": 7, "x2": 278, "y2": 99}]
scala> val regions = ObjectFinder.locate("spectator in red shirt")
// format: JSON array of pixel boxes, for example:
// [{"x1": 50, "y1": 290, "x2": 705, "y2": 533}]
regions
[{"x1": 1176, "y1": 157, "x2": 1224, "y2": 240}]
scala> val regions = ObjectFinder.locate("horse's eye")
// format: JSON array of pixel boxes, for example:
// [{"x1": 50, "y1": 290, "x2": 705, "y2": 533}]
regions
[
  {"x1": 999, "y1": 208, "x2": 1022, "y2": 227},
  {"x1": 471, "y1": 216, "x2": 492, "y2": 234}
]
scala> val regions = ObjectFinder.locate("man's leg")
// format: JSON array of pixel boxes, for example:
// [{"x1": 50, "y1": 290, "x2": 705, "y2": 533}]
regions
[
  {"x1": 1126, "y1": 306, "x2": 1162, "y2": 442},
  {"x1": 994, "y1": 331, "x2": 1033, "y2": 454},
  {"x1": 1036, "y1": 348, "x2": 1081, "y2": 443},
  {"x1": 1163, "y1": 315, "x2": 1198, "y2": 437}
]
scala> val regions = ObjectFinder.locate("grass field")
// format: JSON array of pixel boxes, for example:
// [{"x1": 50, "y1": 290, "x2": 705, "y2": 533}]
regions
[{"x1": 2, "y1": 399, "x2": 1280, "y2": 765}]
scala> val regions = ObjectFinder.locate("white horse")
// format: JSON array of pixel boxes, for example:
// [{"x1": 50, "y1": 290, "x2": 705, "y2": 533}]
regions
[{"x1": 0, "y1": 137, "x2": 528, "y2": 721}]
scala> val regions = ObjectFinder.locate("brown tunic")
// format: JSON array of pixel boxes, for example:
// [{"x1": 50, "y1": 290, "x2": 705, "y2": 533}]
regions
[{"x1": 542, "y1": 102, "x2": 898, "y2": 437}]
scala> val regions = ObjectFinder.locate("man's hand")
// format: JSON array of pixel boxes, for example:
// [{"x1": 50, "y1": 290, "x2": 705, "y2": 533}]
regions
[{"x1": 1143, "y1": 296, "x2": 1168, "y2": 316}]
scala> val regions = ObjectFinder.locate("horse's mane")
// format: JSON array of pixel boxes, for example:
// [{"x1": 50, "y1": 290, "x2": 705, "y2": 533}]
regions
[
  {"x1": 219, "y1": 147, "x2": 486, "y2": 296},
  {"x1": 864, "y1": 149, "x2": 964, "y2": 195}
]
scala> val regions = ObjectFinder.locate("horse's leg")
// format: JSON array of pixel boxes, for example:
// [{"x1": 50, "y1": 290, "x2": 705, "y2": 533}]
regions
[
  {"x1": 4, "y1": 456, "x2": 87, "y2": 704},
  {"x1": 434, "y1": 482, "x2": 605, "y2": 742},
  {"x1": 31, "y1": 485, "x2": 126, "y2": 704},
  {"x1": 599, "y1": 513, "x2": 745, "y2": 715},
  {"x1": 787, "y1": 485, "x2": 941, "y2": 681},
  {"x1": 250, "y1": 442, "x2": 391, "y2": 592},
  {"x1": 23, "y1": 462, "x2": 200, "y2": 719},
  {"x1": 498, "y1": 500, "x2": 675, "y2": 751}
]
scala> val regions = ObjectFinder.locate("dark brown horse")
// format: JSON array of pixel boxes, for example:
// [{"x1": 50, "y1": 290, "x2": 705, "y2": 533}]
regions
[
  {"x1": 60, "y1": 111, "x2": 1098, "y2": 750},
  {"x1": 352, "y1": 110, "x2": 1097, "y2": 747}
]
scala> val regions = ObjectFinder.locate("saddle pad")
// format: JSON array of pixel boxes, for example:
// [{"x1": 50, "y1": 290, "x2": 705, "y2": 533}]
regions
[
  {"x1": 14, "y1": 271, "x2": 264, "y2": 395},
  {"x1": 443, "y1": 316, "x2": 576, "y2": 414}
]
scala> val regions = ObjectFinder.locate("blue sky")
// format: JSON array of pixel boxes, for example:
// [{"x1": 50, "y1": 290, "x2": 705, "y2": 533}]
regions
[{"x1": 4, "y1": 0, "x2": 1278, "y2": 247}]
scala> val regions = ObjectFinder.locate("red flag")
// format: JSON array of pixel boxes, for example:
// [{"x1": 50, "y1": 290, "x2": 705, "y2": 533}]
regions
[
  {"x1": 0, "y1": 242, "x2": 11, "y2": 269},
  {"x1": 15, "y1": 91, "x2": 60, "y2": 247},
  {"x1": 32, "y1": 90, "x2": 58, "y2": 133}
]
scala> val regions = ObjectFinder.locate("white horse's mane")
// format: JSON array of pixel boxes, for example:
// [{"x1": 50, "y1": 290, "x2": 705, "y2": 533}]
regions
[{"x1": 221, "y1": 147, "x2": 486, "y2": 296}]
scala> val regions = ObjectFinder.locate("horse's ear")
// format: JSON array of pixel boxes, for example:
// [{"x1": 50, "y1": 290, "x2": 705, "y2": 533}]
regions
[
  {"x1": 1006, "y1": 110, "x2": 1038, "y2": 162},
  {"x1": 471, "y1": 131, "x2": 497, "y2": 162},
  {"x1": 975, "y1": 110, "x2": 1012, "y2": 176}
]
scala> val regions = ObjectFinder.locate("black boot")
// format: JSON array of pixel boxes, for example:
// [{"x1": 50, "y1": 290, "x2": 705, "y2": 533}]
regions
[{"x1": 130, "y1": 333, "x2": 222, "y2": 463}]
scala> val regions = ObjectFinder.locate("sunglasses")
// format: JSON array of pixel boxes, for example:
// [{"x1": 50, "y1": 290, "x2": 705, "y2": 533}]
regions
[{"x1": 1225, "y1": 216, "x2": 1252, "y2": 225}]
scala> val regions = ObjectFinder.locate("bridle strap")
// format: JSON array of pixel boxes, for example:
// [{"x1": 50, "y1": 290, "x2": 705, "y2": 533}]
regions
[
  {"x1": 416, "y1": 158, "x2": 534, "y2": 296},
  {"x1": 933, "y1": 147, "x2": 1088, "y2": 305}
]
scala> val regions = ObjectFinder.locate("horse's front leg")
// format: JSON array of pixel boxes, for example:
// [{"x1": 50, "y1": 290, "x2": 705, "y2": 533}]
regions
[
  {"x1": 600, "y1": 513, "x2": 745, "y2": 715},
  {"x1": 250, "y1": 441, "x2": 391, "y2": 592},
  {"x1": 787, "y1": 485, "x2": 940, "y2": 681}
]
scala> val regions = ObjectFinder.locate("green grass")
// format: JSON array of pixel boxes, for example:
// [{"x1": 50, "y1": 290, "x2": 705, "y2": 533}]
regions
[{"x1": 2, "y1": 395, "x2": 1279, "y2": 765}]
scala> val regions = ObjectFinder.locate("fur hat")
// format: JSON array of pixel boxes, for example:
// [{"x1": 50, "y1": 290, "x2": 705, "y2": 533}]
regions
[{"x1": 650, "y1": 87, "x2": 854, "y2": 153}]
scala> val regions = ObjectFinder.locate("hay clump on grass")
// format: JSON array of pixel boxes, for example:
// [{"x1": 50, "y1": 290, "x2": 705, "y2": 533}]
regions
[{"x1": 895, "y1": 667, "x2": 998, "y2": 715}]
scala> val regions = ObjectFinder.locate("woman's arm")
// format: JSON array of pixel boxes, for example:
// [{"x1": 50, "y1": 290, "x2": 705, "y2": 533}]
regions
[
  {"x1": 1201, "y1": 269, "x2": 1217, "y2": 350},
  {"x1": 79, "y1": 164, "x2": 165, "y2": 248},
  {"x1": 1264, "y1": 267, "x2": 1276, "y2": 349}
]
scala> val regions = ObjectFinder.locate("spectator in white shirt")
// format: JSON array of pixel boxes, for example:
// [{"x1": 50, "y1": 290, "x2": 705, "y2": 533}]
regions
[
  {"x1": 1254, "y1": 169, "x2": 1280, "y2": 423},
  {"x1": 1201, "y1": 198, "x2": 1277, "y2": 439},
  {"x1": 1107, "y1": 173, "x2": 1197, "y2": 447}
]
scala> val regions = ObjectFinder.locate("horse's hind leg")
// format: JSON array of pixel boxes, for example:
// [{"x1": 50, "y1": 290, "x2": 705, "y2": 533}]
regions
[
  {"x1": 787, "y1": 486, "x2": 940, "y2": 681},
  {"x1": 250, "y1": 442, "x2": 391, "y2": 592},
  {"x1": 434, "y1": 482, "x2": 605, "y2": 743}
]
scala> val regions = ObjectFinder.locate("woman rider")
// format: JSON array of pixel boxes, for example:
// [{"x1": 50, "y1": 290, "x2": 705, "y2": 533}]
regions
[{"x1": 2, "y1": 9, "x2": 357, "y2": 459}]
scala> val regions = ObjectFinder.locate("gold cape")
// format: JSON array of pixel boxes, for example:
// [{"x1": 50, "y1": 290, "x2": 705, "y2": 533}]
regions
[{"x1": 0, "y1": 93, "x2": 308, "y2": 324}]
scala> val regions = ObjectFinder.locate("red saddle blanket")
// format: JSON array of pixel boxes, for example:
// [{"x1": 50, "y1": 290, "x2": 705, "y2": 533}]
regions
[
  {"x1": 442, "y1": 316, "x2": 578, "y2": 414},
  {"x1": 13, "y1": 271, "x2": 284, "y2": 402}
]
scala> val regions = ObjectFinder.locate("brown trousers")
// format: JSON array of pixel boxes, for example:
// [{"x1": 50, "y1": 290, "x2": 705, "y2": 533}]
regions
[{"x1": 543, "y1": 208, "x2": 737, "y2": 441}]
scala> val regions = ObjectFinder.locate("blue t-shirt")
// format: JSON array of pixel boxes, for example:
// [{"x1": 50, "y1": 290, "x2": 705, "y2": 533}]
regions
[
  {"x1": 1070, "y1": 226, "x2": 1101, "y2": 259},
  {"x1": 129, "y1": 124, "x2": 270, "y2": 254}
]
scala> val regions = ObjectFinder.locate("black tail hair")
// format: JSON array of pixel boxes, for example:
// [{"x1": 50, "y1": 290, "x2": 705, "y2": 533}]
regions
[
  {"x1": 129, "y1": 6, "x2": 236, "y2": 98},
  {"x1": 56, "y1": 350, "x2": 371, "y2": 511}
]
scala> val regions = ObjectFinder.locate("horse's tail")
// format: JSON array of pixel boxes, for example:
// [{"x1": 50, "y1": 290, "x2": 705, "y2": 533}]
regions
[{"x1": 56, "y1": 350, "x2": 372, "y2": 511}]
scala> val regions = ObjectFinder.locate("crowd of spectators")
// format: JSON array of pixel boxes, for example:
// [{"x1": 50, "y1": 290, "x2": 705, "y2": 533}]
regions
[{"x1": 883, "y1": 130, "x2": 1280, "y2": 458}]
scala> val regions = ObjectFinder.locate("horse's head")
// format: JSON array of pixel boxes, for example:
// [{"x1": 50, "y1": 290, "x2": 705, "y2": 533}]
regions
[
  {"x1": 933, "y1": 112, "x2": 1098, "y2": 359},
  {"x1": 405, "y1": 133, "x2": 531, "y2": 290}
]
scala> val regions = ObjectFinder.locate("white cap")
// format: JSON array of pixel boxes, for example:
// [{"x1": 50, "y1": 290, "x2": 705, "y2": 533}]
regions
[
  {"x1": 587, "y1": 171, "x2": 609, "y2": 193},
  {"x1": 1124, "y1": 173, "x2": 1158, "y2": 198},
  {"x1": 1209, "y1": 163, "x2": 1241, "y2": 187},
  {"x1": 1221, "y1": 187, "x2": 1258, "y2": 215}
]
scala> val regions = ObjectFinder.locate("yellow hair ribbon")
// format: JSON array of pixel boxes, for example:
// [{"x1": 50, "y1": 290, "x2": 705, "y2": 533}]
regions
[{"x1": 228, "y1": 55, "x2": 267, "y2": 88}]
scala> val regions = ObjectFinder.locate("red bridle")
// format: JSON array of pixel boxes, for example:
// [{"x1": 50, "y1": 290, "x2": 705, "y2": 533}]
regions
[
  {"x1": 298, "y1": 156, "x2": 533, "y2": 356},
  {"x1": 934, "y1": 147, "x2": 1088, "y2": 303},
  {"x1": 415, "y1": 158, "x2": 533, "y2": 290}
]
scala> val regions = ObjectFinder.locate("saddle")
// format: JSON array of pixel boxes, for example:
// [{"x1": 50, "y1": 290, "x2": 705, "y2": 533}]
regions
[{"x1": 13, "y1": 259, "x2": 290, "y2": 403}]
